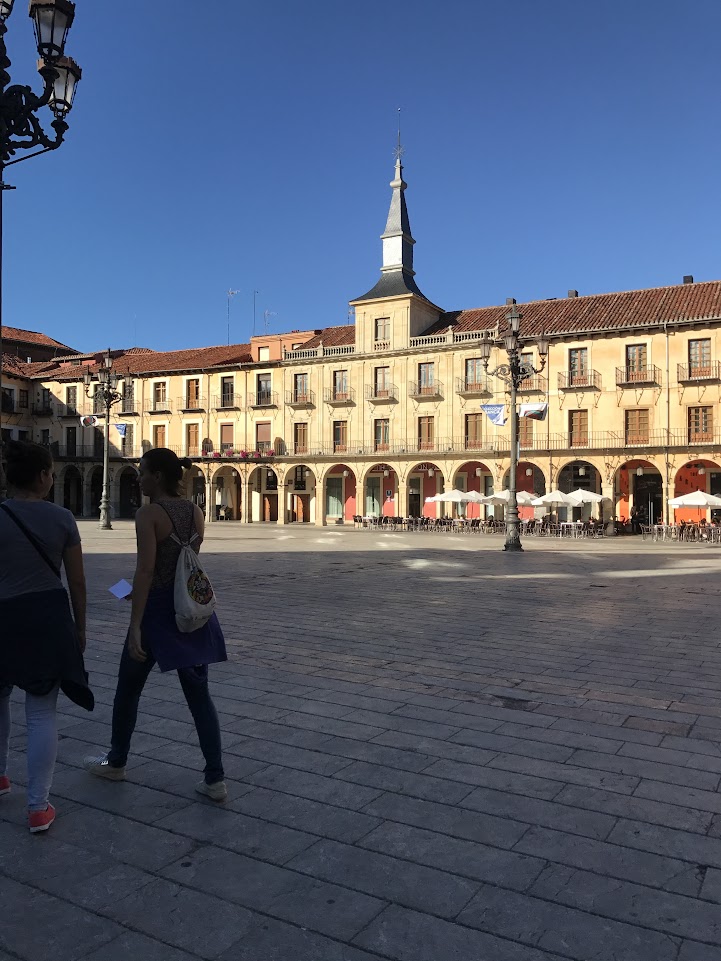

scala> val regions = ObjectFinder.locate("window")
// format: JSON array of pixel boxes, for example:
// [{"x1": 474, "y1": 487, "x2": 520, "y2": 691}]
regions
[
  {"x1": 41, "y1": 428, "x2": 50, "y2": 447},
  {"x1": 689, "y1": 406, "x2": 713, "y2": 443},
  {"x1": 326, "y1": 476, "x2": 343, "y2": 517},
  {"x1": 221, "y1": 376, "x2": 234, "y2": 406},
  {"x1": 333, "y1": 370, "x2": 348, "y2": 400},
  {"x1": 220, "y1": 423, "x2": 234, "y2": 451},
  {"x1": 19, "y1": 389, "x2": 28, "y2": 409},
  {"x1": 256, "y1": 421, "x2": 271, "y2": 452},
  {"x1": 93, "y1": 427, "x2": 103, "y2": 457},
  {"x1": 294, "y1": 465, "x2": 307, "y2": 491},
  {"x1": 294, "y1": 422, "x2": 308, "y2": 454},
  {"x1": 186, "y1": 378, "x2": 200, "y2": 408},
  {"x1": 626, "y1": 344, "x2": 647, "y2": 376},
  {"x1": 291, "y1": 342, "x2": 303, "y2": 350},
  {"x1": 153, "y1": 382, "x2": 167, "y2": 410},
  {"x1": 519, "y1": 417, "x2": 534, "y2": 448},
  {"x1": 66, "y1": 426, "x2": 76, "y2": 456},
  {"x1": 66, "y1": 386, "x2": 77, "y2": 414},
  {"x1": 258, "y1": 346, "x2": 270, "y2": 362},
  {"x1": 625, "y1": 409, "x2": 649, "y2": 444},
  {"x1": 17, "y1": 430, "x2": 28, "y2": 441},
  {"x1": 465, "y1": 359, "x2": 484, "y2": 390},
  {"x1": 374, "y1": 418, "x2": 389, "y2": 452},
  {"x1": 374, "y1": 317, "x2": 390, "y2": 342},
  {"x1": 374, "y1": 366, "x2": 390, "y2": 397},
  {"x1": 465, "y1": 413, "x2": 483, "y2": 450},
  {"x1": 1, "y1": 387, "x2": 14, "y2": 413},
  {"x1": 39, "y1": 388, "x2": 51, "y2": 412},
  {"x1": 294, "y1": 372, "x2": 309, "y2": 402},
  {"x1": 153, "y1": 424, "x2": 166, "y2": 448},
  {"x1": 257, "y1": 373, "x2": 271, "y2": 404},
  {"x1": 418, "y1": 416, "x2": 434, "y2": 450},
  {"x1": 122, "y1": 381, "x2": 134, "y2": 412},
  {"x1": 568, "y1": 409, "x2": 588, "y2": 446},
  {"x1": 569, "y1": 348, "x2": 589, "y2": 386},
  {"x1": 121, "y1": 423, "x2": 134, "y2": 457},
  {"x1": 689, "y1": 339, "x2": 712, "y2": 377},
  {"x1": 418, "y1": 363, "x2": 435, "y2": 394},
  {"x1": 333, "y1": 420, "x2": 347, "y2": 452},
  {"x1": 186, "y1": 423, "x2": 199, "y2": 456},
  {"x1": 519, "y1": 351, "x2": 534, "y2": 386},
  {"x1": 93, "y1": 386, "x2": 104, "y2": 415}
]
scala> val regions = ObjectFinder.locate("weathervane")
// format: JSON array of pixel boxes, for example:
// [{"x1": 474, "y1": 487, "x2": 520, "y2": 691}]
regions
[{"x1": 393, "y1": 106, "x2": 404, "y2": 163}]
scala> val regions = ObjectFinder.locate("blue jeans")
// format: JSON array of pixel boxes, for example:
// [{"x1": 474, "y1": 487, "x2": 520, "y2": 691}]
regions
[
  {"x1": 0, "y1": 684, "x2": 59, "y2": 811},
  {"x1": 107, "y1": 640, "x2": 224, "y2": 784}
]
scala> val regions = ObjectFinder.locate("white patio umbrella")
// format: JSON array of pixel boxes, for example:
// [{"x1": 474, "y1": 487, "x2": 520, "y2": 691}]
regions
[
  {"x1": 531, "y1": 490, "x2": 578, "y2": 508},
  {"x1": 484, "y1": 489, "x2": 536, "y2": 506},
  {"x1": 464, "y1": 490, "x2": 487, "y2": 504},
  {"x1": 434, "y1": 489, "x2": 472, "y2": 503},
  {"x1": 567, "y1": 488, "x2": 605, "y2": 505},
  {"x1": 668, "y1": 491, "x2": 721, "y2": 508}
]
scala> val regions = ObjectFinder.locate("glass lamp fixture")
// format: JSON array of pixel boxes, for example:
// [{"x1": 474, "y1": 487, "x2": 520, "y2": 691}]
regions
[
  {"x1": 537, "y1": 334, "x2": 549, "y2": 359},
  {"x1": 698, "y1": 467, "x2": 706, "y2": 475},
  {"x1": 525, "y1": 468, "x2": 533, "y2": 476},
  {"x1": 506, "y1": 307, "x2": 521, "y2": 336},
  {"x1": 475, "y1": 468, "x2": 482, "y2": 477},
  {"x1": 479, "y1": 337, "x2": 492, "y2": 362},
  {"x1": 39, "y1": 55, "x2": 81, "y2": 117},
  {"x1": 636, "y1": 467, "x2": 644, "y2": 476},
  {"x1": 428, "y1": 469, "x2": 434, "y2": 477},
  {"x1": 0, "y1": 0, "x2": 14, "y2": 21},
  {"x1": 579, "y1": 466, "x2": 586, "y2": 476},
  {"x1": 29, "y1": 0, "x2": 74, "y2": 61},
  {"x1": 383, "y1": 469, "x2": 389, "y2": 477},
  {"x1": 342, "y1": 470, "x2": 349, "y2": 477},
  {"x1": 503, "y1": 333, "x2": 516, "y2": 354}
]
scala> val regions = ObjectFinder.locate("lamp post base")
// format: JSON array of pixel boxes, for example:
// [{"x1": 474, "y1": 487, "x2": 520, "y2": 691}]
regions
[{"x1": 503, "y1": 540, "x2": 524, "y2": 552}]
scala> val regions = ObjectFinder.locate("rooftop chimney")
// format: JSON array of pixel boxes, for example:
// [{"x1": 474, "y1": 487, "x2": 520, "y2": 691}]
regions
[
  {"x1": 683, "y1": 275, "x2": 694, "y2": 284},
  {"x1": 505, "y1": 297, "x2": 516, "y2": 306},
  {"x1": 568, "y1": 289, "x2": 578, "y2": 298}
]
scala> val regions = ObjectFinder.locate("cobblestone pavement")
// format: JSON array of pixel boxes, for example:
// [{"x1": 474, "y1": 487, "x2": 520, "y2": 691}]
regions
[{"x1": 4, "y1": 523, "x2": 721, "y2": 960}]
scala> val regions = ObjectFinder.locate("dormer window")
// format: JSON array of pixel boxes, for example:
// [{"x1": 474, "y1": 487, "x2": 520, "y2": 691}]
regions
[{"x1": 374, "y1": 317, "x2": 390, "y2": 342}]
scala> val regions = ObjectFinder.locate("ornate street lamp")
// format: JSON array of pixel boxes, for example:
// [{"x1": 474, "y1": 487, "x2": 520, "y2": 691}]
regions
[
  {"x1": 84, "y1": 352, "x2": 121, "y2": 530},
  {"x1": 481, "y1": 303, "x2": 549, "y2": 552},
  {"x1": 0, "y1": 0, "x2": 81, "y2": 497}
]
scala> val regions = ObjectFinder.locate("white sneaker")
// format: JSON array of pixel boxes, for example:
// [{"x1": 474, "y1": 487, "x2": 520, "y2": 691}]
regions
[
  {"x1": 195, "y1": 780, "x2": 227, "y2": 802},
  {"x1": 83, "y1": 754, "x2": 126, "y2": 781}
]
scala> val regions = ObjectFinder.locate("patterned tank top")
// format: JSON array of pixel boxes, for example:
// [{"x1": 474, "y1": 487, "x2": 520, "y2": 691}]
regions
[{"x1": 151, "y1": 499, "x2": 198, "y2": 590}]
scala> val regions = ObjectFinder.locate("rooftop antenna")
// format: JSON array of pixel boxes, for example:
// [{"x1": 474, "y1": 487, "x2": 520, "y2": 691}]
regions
[
  {"x1": 226, "y1": 289, "x2": 240, "y2": 345},
  {"x1": 252, "y1": 289, "x2": 260, "y2": 336},
  {"x1": 263, "y1": 309, "x2": 277, "y2": 334},
  {"x1": 394, "y1": 106, "x2": 403, "y2": 163}
]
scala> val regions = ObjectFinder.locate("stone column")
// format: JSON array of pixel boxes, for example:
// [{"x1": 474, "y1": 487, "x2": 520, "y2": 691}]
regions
[
  {"x1": 601, "y1": 481, "x2": 615, "y2": 534},
  {"x1": 396, "y1": 480, "x2": 408, "y2": 519},
  {"x1": 315, "y1": 478, "x2": 326, "y2": 527},
  {"x1": 276, "y1": 483, "x2": 287, "y2": 524}
]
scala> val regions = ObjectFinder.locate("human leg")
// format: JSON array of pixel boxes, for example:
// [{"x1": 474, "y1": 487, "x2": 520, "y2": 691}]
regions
[
  {"x1": 0, "y1": 686, "x2": 11, "y2": 793},
  {"x1": 25, "y1": 686, "x2": 59, "y2": 812},
  {"x1": 177, "y1": 665, "x2": 224, "y2": 785},
  {"x1": 105, "y1": 638, "x2": 155, "y2": 768}
]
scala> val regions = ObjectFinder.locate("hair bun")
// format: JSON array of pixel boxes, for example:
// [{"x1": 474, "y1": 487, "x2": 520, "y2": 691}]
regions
[{"x1": 179, "y1": 457, "x2": 193, "y2": 470}]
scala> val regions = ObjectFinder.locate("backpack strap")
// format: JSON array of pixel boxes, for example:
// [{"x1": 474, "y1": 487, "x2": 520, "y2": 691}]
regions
[
  {"x1": 0, "y1": 503, "x2": 62, "y2": 579},
  {"x1": 158, "y1": 500, "x2": 199, "y2": 548}
]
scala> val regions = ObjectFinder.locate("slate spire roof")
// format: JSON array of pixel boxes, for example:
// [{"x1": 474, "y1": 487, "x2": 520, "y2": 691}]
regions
[{"x1": 352, "y1": 154, "x2": 433, "y2": 303}]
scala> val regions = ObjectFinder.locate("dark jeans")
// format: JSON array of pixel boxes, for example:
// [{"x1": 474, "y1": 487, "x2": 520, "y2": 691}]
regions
[{"x1": 107, "y1": 639, "x2": 224, "y2": 784}]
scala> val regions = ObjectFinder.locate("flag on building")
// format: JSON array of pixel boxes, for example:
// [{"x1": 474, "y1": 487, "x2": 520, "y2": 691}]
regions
[
  {"x1": 480, "y1": 403, "x2": 507, "y2": 426},
  {"x1": 80, "y1": 415, "x2": 97, "y2": 427},
  {"x1": 519, "y1": 403, "x2": 548, "y2": 421},
  {"x1": 115, "y1": 423, "x2": 127, "y2": 438}
]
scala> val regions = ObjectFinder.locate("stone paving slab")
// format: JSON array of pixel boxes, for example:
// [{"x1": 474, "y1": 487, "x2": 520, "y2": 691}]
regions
[{"x1": 4, "y1": 524, "x2": 721, "y2": 959}]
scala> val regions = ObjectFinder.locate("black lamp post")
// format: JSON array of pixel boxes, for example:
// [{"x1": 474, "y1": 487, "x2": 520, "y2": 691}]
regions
[
  {"x1": 84, "y1": 352, "x2": 121, "y2": 530},
  {"x1": 0, "y1": 0, "x2": 81, "y2": 497},
  {"x1": 481, "y1": 304, "x2": 549, "y2": 552}
]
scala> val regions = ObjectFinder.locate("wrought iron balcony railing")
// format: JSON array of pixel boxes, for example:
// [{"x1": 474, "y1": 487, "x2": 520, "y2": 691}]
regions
[
  {"x1": 616, "y1": 365, "x2": 661, "y2": 387},
  {"x1": 678, "y1": 362, "x2": 721, "y2": 383},
  {"x1": 324, "y1": 387, "x2": 355, "y2": 405},
  {"x1": 409, "y1": 380, "x2": 444, "y2": 400},
  {"x1": 364, "y1": 384, "x2": 399, "y2": 402},
  {"x1": 516, "y1": 376, "x2": 547, "y2": 393},
  {"x1": 177, "y1": 396, "x2": 207, "y2": 412},
  {"x1": 248, "y1": 390, "x2": 278, "y2": 408},
  {"x1": 558, "y1": 370, "x2": 602, "y2": 390},
  {"x1": 213, "y1": 393, "x2": 243, "y2": 410},
  {"x1": 455, "y1": 377, "x2": 492, "y2": 397},
  {"x1": 285, "y1": 389, "x2": 316, "y2": 408}
]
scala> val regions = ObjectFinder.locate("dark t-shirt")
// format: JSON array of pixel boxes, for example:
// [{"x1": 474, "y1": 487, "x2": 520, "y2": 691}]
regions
[{"x1": 0, "y1": 499, "x2": 81, "y2": 601}]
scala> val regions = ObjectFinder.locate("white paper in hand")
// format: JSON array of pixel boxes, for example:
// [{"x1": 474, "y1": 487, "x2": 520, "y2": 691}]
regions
[{"x1": 109, "y1": 579, "x2": 132, "y2": 599}]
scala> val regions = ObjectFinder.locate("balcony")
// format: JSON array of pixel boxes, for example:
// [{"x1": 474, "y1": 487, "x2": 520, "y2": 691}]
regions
[
  {"x1": 455, "y1": 377, "x2": 492, "y2": 398},
  {"x1": 364, "y1": 384, "x2": 398, "y2": 403},
  {"x1": 286, "y1": 389, "x2": 315, "y2": 409},
  {"x1": 213, "y1": 393, "x2": 243, "y2": 410},
  {"x1": 558, "y1": 371, "x2": 602, "y2": 391},
  {"x1": 454, "y1": 436, "x2": 507, "y2": 454},
  {"x1": 119, "y1": 400, "x2": 139, "y2": 416},
  {"x1": 324, "y1": 387, "x2": 355, "y2": 405},
  {"x1": 688, "y1": 430, "x2": 720, "y2": 446},
  {"x1": 516, "y1": 376, "x2": 547, "y2": 394},
  {"x1": 248, "y1": 390, "x2": 278, "y2": 409},
  {"x1": 409, "y1": 381, "x2": 444, "y2": 400},
  {"x1": 177, "y1": 396, "x2": 207, "y2": 412},
  {"x1": 616, "y1": 365, "x2": 661, "y2": 387},
  {"x1": 31, "y1": 402, "x2": 53, "y2": 417},
  {"x1": 144, "y1": 398, "x2": 173, "y2": 414},
  {"x1": 678, "y1": 362, "x2": 721, "y2": 384}
]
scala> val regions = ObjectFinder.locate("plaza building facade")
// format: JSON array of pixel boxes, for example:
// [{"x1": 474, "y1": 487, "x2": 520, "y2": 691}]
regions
[{"x1": 3, "y1": 158, "x2": 721, "y2": 527}]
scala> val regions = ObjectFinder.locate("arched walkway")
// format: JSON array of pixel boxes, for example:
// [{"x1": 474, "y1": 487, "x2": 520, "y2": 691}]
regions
[
  {"x1": 674, "y1": 459, "x2": 721, "y2": 522},
  {"x1": 184, "y1": 465, "x2": 206, "y2": 513},
  {"x1": 616, "y1": 459, "x2": 663, "y2": 526},
  {"x1": 212, "y1": 465, "x2": 242, "y2": 521},
  {"x1": 283, "y1": 464, "x2": 316, "y2": 523},
  {"x1": 408, "y1": 462, "x2": 442, "y2": 518},
  {"x1": 324, "y1": 464, "x2": 357, "y2": 523},
  {"x1": 557, "y1": 459, "x2": 603, "y2": 522},
  {"x1": 502, "y1": 461, "x2": 548, "y2": 520},
  {"x1": 359, "y1": 463, "x2": 399, "y2": 519},
  {"x1": 118, "y1": 466, "x2": 140, "y2": 519},
  {"x1": 87, "y1": 466, "x2": 102, "y2": 517},
  {"x1": 453, "y1": 460, "x2": 494, "y2": 519},
  {"x1": 248, "y1": 465, "x2": 279, "y2": 522},
  {"x1": 62, "y1": 465, "x2": 83, "y2": 516}
]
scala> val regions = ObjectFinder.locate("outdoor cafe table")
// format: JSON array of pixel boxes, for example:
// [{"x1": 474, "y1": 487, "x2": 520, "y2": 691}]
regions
[{"x1": 560, "y1": 522, "x2": 585, "y2": 538}]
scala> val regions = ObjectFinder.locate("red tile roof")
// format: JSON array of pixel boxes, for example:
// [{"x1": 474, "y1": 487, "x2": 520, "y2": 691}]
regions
[
  {"x1": 1, "y1": 325, "x2": 78, "y2": 352},
  {"x1": 297, "y1": 326, "x2": 355, "y2": 349},
  {"x1": 1, "y1": 353, "x2": 33, "y2": 377},
  {"x1": 48, "y1": 343, "x2": 253, "y2": 380},
  {"x1": 426, "y1": 280, "x2": 721, "y2": 338}
]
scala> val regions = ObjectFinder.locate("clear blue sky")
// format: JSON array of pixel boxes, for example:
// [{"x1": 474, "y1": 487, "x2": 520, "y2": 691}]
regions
[{"x1": 4, "y1": 0, "x2": 720, "y2": 353}]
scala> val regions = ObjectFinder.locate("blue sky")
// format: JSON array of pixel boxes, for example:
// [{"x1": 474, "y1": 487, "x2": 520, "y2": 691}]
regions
[{"x1": 4, "y1": 0, "x2": 720, "y2": 353}]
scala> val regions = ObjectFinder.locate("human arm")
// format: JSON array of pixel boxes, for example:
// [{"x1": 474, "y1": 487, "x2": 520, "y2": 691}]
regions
[
  {"x1": 63, "y1": 543, "x2": 87, "y2": 653},
  {"x1": 128, "y1": 506, "x2": 157, "y2": 662},
  {"x1": 193, "y1": 503, "x2": 205, "y2": 550}
]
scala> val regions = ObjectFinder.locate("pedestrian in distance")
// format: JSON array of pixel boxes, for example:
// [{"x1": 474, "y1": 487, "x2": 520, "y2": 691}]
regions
[
  {"x1": 84, "y1": 447, "x2": 228, "y2": 800},
  {"x1": 0, "y1": 440, "x2": 93, "y2": 834}
]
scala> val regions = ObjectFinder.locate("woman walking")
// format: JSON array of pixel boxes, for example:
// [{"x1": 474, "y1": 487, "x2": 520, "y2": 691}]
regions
[
  {"x1": 85, "y1": 448, "x2": 227, "y2": 799},
  {"x1": 0, "y1": 440, "x2": 92, "y2": 833}
]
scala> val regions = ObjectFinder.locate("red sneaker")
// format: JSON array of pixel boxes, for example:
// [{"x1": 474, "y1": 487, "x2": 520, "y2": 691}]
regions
[
  {"x1": 0, "y1": 775, "x2": 9, "y2": 796},
  {"x1": 28, "y1": 803, "x2": 55, "y2": 834}
]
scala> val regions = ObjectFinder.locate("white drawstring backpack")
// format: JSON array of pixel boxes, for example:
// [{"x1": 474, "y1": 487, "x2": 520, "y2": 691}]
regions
[{"x1": 170, "y1": 528, "x2": 217, "y2": 633}]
